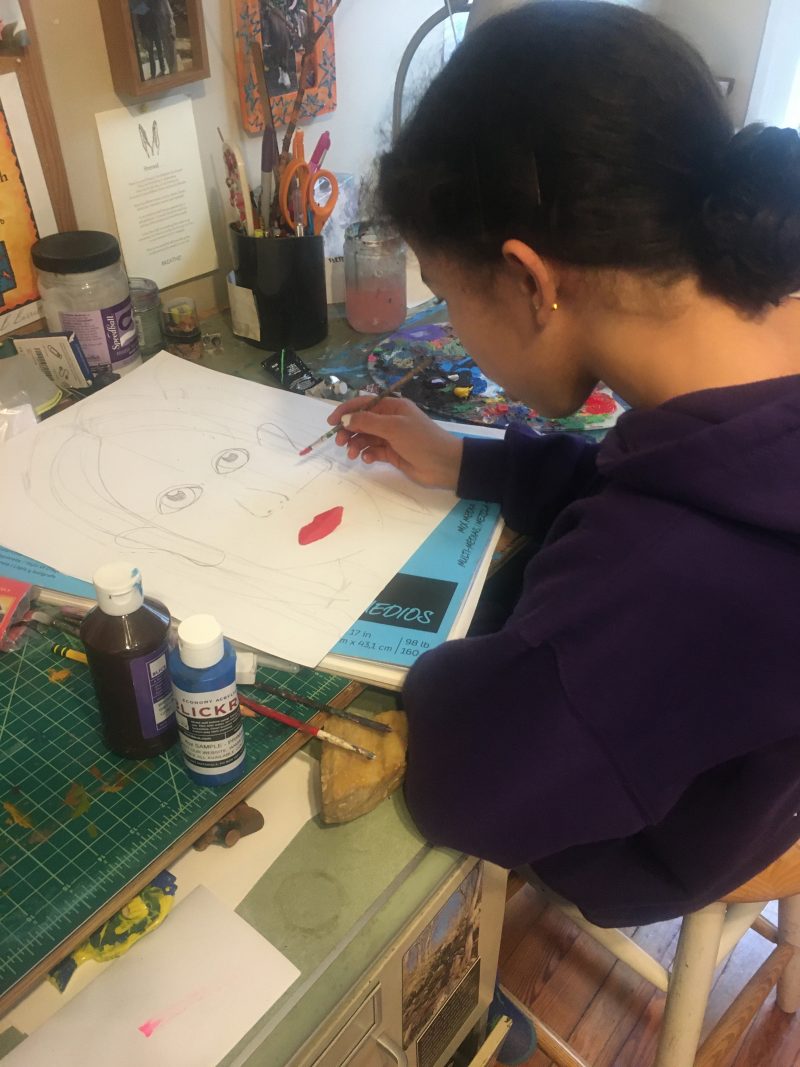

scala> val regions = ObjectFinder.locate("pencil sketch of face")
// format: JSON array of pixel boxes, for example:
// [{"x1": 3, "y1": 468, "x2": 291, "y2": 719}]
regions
[{"x1": 25, "y1": 381, "x2": 429, "y2": 628}]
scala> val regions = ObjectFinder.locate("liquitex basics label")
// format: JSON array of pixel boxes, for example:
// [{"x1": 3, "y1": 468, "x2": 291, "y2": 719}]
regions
[{"x1": 173, "y1": 682, "x2": 245, "y2": 775}]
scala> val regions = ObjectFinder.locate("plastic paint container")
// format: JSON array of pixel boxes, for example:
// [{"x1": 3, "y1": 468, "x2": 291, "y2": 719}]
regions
[
  {"x1": 169, "y1": 614, "x2": 246, "y2": 787},
  {"x1": 32, "y1": 231, "x2": 141, "y2": 375},
  {"x1": 80, "y1": 562, "x2": 177, "y2": 759}
]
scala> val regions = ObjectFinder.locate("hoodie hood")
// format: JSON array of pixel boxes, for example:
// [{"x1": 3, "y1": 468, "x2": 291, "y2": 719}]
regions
[{"x1": 597, "y1": 375, "x2": 800, "y2": 536}]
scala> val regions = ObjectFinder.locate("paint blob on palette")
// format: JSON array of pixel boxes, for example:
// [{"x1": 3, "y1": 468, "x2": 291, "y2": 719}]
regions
[{"x1": 367, "y1": 322, "x2": 626, "y2": 433}]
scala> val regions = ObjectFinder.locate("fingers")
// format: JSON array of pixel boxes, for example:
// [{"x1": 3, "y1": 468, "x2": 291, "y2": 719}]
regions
[
  {"x1": 326, "y1": 396, "x2": 375, "y2": 425},
  {"x1": 344, "y1": 431, "x2": 387, "y2": 460},
  {"x1": 327, "y1": 394, "x2": 418, "y2": 426}
]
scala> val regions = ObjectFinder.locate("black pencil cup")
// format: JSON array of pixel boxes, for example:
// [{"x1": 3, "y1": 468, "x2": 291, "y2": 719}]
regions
[{"x1": 232, "y1": 226, "x2": 328, "y2": 350}]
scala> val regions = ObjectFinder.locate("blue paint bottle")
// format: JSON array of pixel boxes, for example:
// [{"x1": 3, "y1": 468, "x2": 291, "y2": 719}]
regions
[{"x1": 168, "y1": 615, "x2": 246, "y2": 787}]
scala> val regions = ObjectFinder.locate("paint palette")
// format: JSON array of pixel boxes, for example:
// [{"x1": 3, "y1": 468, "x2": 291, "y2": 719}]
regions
[
  {"x1": 367, "y1": 322, "x2": 626, "y2": 434},
  {"x1": 0, "y1": 634, "x2": 355, "y2": 1007}
]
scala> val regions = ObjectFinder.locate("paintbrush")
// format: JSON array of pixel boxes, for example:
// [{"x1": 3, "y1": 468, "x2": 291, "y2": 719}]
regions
[
  {"x1": 239, "y1": 695, "x2": 376, "y2": 760},
  {"x1": 244, "y1": 680, "x2": 391, "y2": 734},
  {"x1": 250, "y1": 42, "x2": 279, "y2": 223},
  {"x1": 298, "y1": 354, "x2": 435, "y2": 457}
]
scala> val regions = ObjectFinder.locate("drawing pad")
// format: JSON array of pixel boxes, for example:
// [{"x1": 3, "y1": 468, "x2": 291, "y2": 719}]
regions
[{"x1": 0, "y1": 353, "x2": 456, "y2": 667}]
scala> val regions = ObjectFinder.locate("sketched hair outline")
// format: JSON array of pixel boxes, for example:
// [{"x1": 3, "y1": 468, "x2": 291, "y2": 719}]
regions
[
  {"x1": 23, "y1": 382, "x2": 431, "y2": 621},
  {"x1": 25, "y1": 400, "x2": 326, "y2": 567}
]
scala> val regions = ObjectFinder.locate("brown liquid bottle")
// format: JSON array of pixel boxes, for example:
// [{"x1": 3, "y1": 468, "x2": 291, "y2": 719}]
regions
[{"x1": 80, "y1": 562, "x2": 177, "y2": 759}]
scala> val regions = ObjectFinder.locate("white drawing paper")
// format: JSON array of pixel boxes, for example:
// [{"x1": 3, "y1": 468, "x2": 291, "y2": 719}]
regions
[
  {"x1": 3, "y1": 886, "x2": 300, "y2": 1067},
  {"x1": 96, "y1": 98, "x2": 218, "y2": 289},
  {"x1": 0, "y1": 353, "x2": 455, "y2": 665}
]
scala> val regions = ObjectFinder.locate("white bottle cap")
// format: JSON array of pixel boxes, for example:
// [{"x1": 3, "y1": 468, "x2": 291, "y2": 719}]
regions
[
  {"x1": 235, "y1": 650, "x2": 258, "y2": 685},
  {"x1": 177, "y1": 614, "x2": 225, "y2": 670},
  {"x1": 93, "y1": 562, "x2": 145, "y2": 617}
]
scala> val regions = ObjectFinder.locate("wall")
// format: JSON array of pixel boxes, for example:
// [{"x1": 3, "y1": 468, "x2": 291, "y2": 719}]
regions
[
  {"x1": 33, "y1": 0, "x2": 444, "y2": 315},
  {"x1": 746, "y1": 0, "x2": 800, "y2": 125},
  {"x1": 657, "y1": 0, "x2": 772, "y2": 127}
]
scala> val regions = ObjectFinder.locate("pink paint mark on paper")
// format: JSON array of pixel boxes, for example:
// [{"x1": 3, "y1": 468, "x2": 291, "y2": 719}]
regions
[
  {"x1": 138, "y1": 987, "x2": 215, "y2": 1038},
  {"x1": 298, "y1": 505, "x2": 344, "y2": 546}
]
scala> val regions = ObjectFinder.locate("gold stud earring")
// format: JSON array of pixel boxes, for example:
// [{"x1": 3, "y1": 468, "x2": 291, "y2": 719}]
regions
[{"x1": 552, "y1": 302, "x2": 559, "y2": 311}]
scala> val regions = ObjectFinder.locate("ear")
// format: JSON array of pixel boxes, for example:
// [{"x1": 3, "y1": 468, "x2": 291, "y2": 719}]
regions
[{"x1": 502, "y1": 240, "x2": 559, "y2": 327}]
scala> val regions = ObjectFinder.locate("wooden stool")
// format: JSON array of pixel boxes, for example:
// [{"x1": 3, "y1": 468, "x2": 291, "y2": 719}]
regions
[{"x1": 520, "y1": 840, "x2": 800, "y2": 1067}]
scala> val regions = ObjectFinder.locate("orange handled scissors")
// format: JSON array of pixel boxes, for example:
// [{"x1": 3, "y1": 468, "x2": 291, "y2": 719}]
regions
[
  {"x1": 278, "y1": 133, "x2": 339, "y2": 236},
  {"x1": 279, "y1": 165, "x2": 339, "y2": 236}
]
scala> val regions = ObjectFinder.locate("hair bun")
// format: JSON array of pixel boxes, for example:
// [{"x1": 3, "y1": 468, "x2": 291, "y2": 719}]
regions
[{"x1": 696, "y1": 125, "x2": 800, "y2": 311}]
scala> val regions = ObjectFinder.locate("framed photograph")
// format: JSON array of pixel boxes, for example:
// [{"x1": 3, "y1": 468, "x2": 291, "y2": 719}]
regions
[
  {"x1": 232, "y1": 0, "x2": 337, "y2": 133},
  {"x1": 0, "y1": 0, "x2": 30, "y2": 53},
  {"x1": 98, "y1": 0, "x2": 210, "y2": 99}
]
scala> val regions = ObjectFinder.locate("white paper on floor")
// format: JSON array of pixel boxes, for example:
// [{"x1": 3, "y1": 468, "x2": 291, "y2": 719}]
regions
[{"x1": 3, "y1": 885, "x2": 300, "y2": 1066}]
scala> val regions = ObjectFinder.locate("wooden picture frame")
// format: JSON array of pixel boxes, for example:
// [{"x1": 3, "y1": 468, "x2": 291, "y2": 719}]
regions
[
  {"x1": 0, "y1": 0, "x2": 75, "y2": 335},
  {"x1": 0, "y1": 0, "x2": 74, "y2": 232},
  {"x1": 98, "y1": 0, "x2": 210, "y2": 99},
  {"x1": 232, "y1": 0, "x2": 337, "y2": 133}
]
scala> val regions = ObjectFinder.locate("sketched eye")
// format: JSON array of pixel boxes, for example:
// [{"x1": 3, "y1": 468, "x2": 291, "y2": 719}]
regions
[
  {"x1": 157, "y1": 484, "x2": 203, "y2": 514},
  {"x1": 213, "y1": 447, "x2": 249, "y2": 474}
]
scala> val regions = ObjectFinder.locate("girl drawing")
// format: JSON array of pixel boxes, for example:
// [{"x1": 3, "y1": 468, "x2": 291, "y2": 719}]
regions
[{"x1": 330, "y1": 0, "x2": 800, "y2": 933}]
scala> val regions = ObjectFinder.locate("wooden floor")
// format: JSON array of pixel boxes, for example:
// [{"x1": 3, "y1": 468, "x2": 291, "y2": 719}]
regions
[{"x1": 497, "y1": 883, "x2": 800, "y2": 1067}]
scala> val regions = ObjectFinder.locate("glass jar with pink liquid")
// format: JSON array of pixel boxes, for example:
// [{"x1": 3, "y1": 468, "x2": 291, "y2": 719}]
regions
[{"x1": 344, "y1": 223, "x2": 407, "y2": 333}]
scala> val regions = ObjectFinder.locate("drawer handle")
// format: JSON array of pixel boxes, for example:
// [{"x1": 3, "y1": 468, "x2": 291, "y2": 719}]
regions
[{"x1": 375, "y1": 1034, "x2": 408, "y2": 1065}]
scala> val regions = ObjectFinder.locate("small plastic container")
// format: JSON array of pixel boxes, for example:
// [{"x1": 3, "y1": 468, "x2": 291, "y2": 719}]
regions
[
  {"x1": 162, "y1": 295, "x2": 200, "y2": 342},
  {"x1": 344, "y1": 223, "x2": 407, "y2": 333},
  {"x1": 168, "y1": 614, "x2": 246, "y2": 787},
  {"x1": 31, "y1": 231, "x2": 141, "y2": 375},
  {"x1": 162, "y1": 295, "x2": 203, "y2": 362},
  {"x1": 130, "y1": 277, "x2": 163, "y2": 357},
  {"x1": 80, "y1": 562, "x2": 177, "y2": 759}
]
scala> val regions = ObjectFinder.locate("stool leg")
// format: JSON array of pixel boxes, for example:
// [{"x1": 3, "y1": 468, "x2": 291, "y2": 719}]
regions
[
  {"x1": 777, "y1": 894, "x2": 800, "y2": 1013},
  {"x1": 654, "y1": 902, "x2": 727, "y2": 1067}
]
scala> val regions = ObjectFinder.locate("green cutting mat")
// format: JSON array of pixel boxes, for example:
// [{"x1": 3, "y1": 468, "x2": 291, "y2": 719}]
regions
[{"x1": 0, "y1": 634, "x2": 355, "y2": 1005}]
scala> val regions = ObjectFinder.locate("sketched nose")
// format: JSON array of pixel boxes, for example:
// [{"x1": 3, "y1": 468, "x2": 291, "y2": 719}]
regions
[{"x1": 235, "y1": 490, "x2": 286, "y2": 518}]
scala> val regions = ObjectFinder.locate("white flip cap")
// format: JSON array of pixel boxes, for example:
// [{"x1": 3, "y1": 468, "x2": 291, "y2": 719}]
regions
[
  {"x1": 235, "y1": 651, "x2": 258, "y2": 685},
  {"x1": 177, "y1": 614, "x2": 224, "y2": 670},
  {"x1": 93, "y1": 562, "x2": 144, "y2": 617}
]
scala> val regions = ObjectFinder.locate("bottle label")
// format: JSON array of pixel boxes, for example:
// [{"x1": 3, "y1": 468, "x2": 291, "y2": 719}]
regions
[
  {"x1": 128, "y1": 648, "x2": 177, "y2": 739},
  {"x1": 59, "y1": 296, "x2": 140, "y2": 370},
  {"x1": 173, "y1": 681, "x2": 245, "y2": 775}
]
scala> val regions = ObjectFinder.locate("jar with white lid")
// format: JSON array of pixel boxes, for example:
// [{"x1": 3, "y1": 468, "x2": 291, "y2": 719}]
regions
[{"x1": 31, "y1": 231, "x2": 141, "y2": 375}]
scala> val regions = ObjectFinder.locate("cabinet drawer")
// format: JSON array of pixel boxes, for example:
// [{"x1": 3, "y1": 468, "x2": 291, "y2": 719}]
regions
[{"x1": 311, "y1": 988, "x2": 378, "y2": 1067}]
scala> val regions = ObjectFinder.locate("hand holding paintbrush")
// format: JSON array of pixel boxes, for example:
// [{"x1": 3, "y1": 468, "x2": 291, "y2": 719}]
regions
[
  {"x1": 299, "y1": 357, "x2": 465, "y2": 489},
  {"x1": 298, "y1": 356, "x2": 435, "y2": 457}
]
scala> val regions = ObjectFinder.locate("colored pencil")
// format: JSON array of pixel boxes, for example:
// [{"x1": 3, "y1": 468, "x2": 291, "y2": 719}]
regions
[
  {"x1": 298, "y1": 354, "x2": 435, "y2": 457},
  {"x1": 239, "y1": 695, "x2": 375, "y2": 760},
  {"x1": 245, "y1": 680, "x2": 391, "y2": 734},
  {"x1": 51, "y1": 642, "x2": 88, "y2": 665}
]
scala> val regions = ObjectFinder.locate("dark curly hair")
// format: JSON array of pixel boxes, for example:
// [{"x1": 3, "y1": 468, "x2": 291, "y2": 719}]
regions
[{"x1": 379, "y1": 1, "x2": 800, "y2": 314}]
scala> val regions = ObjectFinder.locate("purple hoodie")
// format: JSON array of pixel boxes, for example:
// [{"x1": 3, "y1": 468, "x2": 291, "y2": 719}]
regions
[{"x1": 403, "y1": 376, "x2": 800, "y2": 926}]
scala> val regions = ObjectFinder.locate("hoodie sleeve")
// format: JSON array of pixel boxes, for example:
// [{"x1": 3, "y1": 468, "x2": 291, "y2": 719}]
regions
[
  {"x1": 402, "y1": 629, "x2": 647, "y2": 870},
  {"x1": 457, "y1": 425, "x2": 600, "y2": 539}
]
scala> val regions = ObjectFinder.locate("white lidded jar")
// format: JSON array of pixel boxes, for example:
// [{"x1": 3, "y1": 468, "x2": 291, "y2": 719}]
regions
[{"x1": 31, "y1": 231, "x2": 142, "y2": 375}]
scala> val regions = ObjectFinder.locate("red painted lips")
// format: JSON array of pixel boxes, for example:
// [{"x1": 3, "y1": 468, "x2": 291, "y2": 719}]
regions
[{"x1": 298, "y1": 506, "x2": 344, "y2": 545}]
